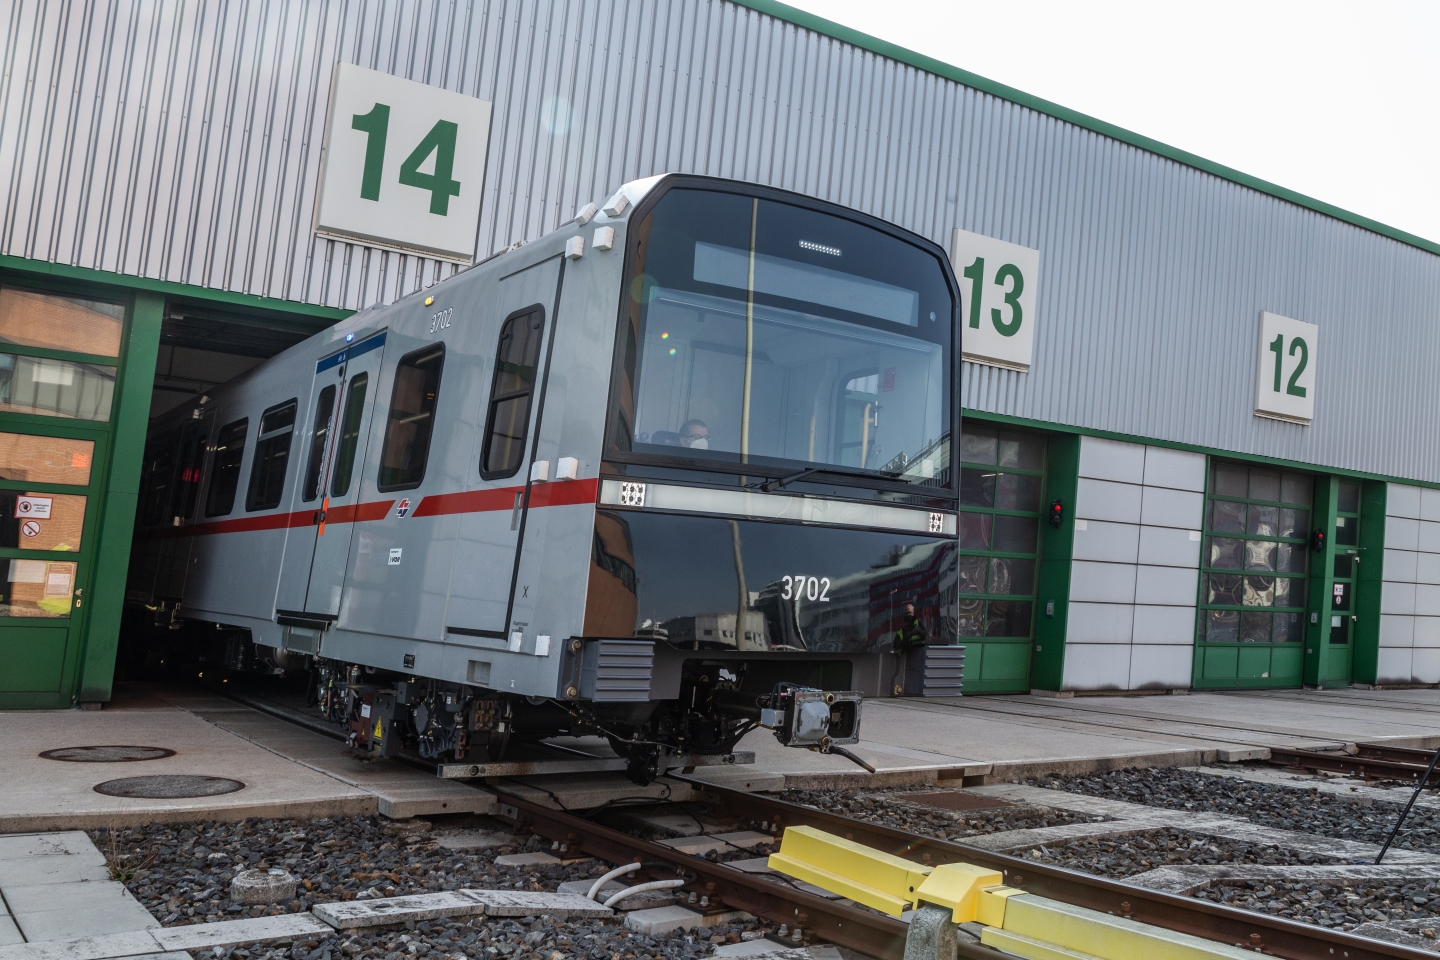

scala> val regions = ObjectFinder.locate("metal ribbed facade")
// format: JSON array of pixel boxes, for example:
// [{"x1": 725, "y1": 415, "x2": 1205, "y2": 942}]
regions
[{"x1": 4, "y1": 0, "x2": 1440, "y2": 481}]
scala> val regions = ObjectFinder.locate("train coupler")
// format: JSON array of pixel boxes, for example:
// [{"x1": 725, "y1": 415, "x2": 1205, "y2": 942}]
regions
[{"x1": 758, "y1": 684, "x2": 870, "y2": 771}]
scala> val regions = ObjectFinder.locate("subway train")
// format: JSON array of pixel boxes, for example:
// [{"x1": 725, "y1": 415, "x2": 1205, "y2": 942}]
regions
[{"x1": 126, "y1": 174, "x2": 963, "y2": 782}]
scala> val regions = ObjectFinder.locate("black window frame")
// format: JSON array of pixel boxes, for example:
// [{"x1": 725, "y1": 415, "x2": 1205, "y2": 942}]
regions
[
  {"x1": 302, "y1": 384, "x2": 337, "y2": 503},
  {"x1": 204, "y1": 417, "x2": 249, "y2": 518},
  {"x1": 599, "y1": 176, "x2": 960, "y2": 499},
  {"x1": 331, "y1": 372, "x2": 369, "y2": 499},
  {"x1": 376, "y1": 343, "x2": 445, "y2": 492},
  {"x1": 479, "y1": 306, "x2": 546, "y2": 480},
  {"x1": 139, "y1": 429, "x2": 181, "y2": 527},
  {"x1": 245, "y1": 399, "x2": 298, "y2": 512}
]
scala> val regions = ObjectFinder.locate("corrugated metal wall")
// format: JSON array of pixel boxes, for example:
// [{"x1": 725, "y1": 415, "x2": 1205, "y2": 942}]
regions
[{"x1": 4, "y1": 0, "x2": 1440, "y2": 481}]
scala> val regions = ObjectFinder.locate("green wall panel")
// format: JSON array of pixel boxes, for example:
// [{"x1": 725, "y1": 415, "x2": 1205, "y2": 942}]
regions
[{"x1": 1031, "y1": 433, "x2": 1080, "y2": 691}]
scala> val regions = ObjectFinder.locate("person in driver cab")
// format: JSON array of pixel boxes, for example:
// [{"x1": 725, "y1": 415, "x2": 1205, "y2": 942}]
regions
[{"x1": 679, "y1": 419, "x2": 709, "y2": 449}]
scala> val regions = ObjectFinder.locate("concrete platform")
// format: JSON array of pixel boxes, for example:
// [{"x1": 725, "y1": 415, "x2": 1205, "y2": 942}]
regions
[
  {"x1": 0, "y1": 685, "x2": 489, "y2": 832},
  {"x1": 684, "y1": 686, "x2": 1440, "y2": 790},
  {"x1": 9, "y1": 683, "x2": 1440, "y2": 833}
]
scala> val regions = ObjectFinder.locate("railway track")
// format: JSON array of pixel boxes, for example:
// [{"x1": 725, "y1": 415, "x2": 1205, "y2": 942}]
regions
[
  {"x1": 488, "y1": 775, "x2": 1436, "y2": 960},
  {"x1": 218, "y1": 687, "x2": 1434, "y2": 959},
  {"x1": 1270, "y1": 742, "x2": 1440, "y2": 785}
]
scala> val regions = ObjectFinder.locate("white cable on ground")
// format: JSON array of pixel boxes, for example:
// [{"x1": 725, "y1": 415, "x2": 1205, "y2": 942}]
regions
[
  {"x1": 588, "y1": 862, "x2": 643, "y2": 900},
  {"x1": 602, "y1": 878, "x2": 686, "y2": 908}
]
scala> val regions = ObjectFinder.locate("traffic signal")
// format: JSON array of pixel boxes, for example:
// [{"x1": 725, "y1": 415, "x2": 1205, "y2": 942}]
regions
[{"x1": 1048, "y1": 499, "x2": 1064, "y2": 528}]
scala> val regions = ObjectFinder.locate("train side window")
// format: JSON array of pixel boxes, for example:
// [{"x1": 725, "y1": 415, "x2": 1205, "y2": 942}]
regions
[
  {"x1": 331, "y1": 373, "x2": 369, "y2": 498},
  {"x1": 139, "y1": 429, "x2": 180, "y2": 526},
  {"x1": 245, "y1": 399, "x2": 298, "y2": 512},
  {"x1": 377, "y1": 344, "x2": 445, "y2": 491},
  {"x1": 172, "y1": 422, "x2": 207, "y2": 522},
  {"x1": 302, "y1": 385, "x2": 336, "y2": 502},
  {"x1": 480, "y1": 308, "x2": 544, "y2": 479},
  {"x1": 204, "y1": 418, "x2": 249, "y2": 517}
]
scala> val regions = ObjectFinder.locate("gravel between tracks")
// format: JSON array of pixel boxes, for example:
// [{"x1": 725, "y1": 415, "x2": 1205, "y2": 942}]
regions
[
  {"x1": 1025, "y1": 767, "x2": 1440, "y2": 851},
  {"x1": 1019, "y1": 827, "x2": 1339, "y2": 879},
  {"x1": 93, "y1": 816, "x2": 772, "y2": 959},
  {"x1": 772, "y1": 786, "x2": 1105, "y2": 841},
  {"x1": 1196, "y1": 878, "x2": 1440, "y2": 932}
]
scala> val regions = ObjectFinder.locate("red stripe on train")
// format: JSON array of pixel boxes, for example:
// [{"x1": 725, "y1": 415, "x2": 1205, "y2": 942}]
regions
[{"x1": 139, "y1": 477, "x2": 597, "y2": 538}]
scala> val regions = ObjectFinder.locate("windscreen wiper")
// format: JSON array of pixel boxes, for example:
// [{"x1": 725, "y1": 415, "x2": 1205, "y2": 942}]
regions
[{"x1": 750, "y1": 464, "x2": 904, "y2": 493}]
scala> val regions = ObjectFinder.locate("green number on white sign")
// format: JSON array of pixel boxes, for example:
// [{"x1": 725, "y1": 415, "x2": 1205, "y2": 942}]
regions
[
  {"x1": 961, "y1": 257, "x2": 1025, "y2": 337},
  {"x1": 1267, "y1": 333, "x2": 1308, "y2": 398},
  {"x1": 399, "y1": 120, "x2": 461, "y2": 215},
  {"x1": 352, "y1": 103, "x2": 390, "y2": 201},
  {"x1": 350, "y1": 104, "x2": 461, "y2": 215}
]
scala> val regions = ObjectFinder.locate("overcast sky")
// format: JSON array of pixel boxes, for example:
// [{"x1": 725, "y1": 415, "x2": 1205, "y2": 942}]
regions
[{"x1": 786, "y1": 0, "x2": 1440, "y2": 245}]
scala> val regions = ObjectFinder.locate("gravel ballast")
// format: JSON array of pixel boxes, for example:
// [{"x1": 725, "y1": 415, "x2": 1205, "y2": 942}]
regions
[
  {"x1": 1196, "y1": 878, "x2": 1440, "y2": 932},
  {"x1": 773, "y1": 786, "x2": 1105, "y2": 841},
  {"x1": 1018, "y1": 828, "x2": 1339, "y2": 879},
  {"x1": 91, "y1": 815, "x2": 776, "y2": 960},
  {"x1": 1025, "y1": 768, "x2": 1440, "y2": 852}
]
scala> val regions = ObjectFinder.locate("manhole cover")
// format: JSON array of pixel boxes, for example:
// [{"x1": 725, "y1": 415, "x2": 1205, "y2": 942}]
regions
[
  {"x1": 894, "y1": 791, "x2": 1012, "y2": 812},
  {"x1": 40, "y1": 745, "x2": 176, "y2": 763},
  {"x1": 93, "y1": 775, "x2": 245, "y2": 798}
]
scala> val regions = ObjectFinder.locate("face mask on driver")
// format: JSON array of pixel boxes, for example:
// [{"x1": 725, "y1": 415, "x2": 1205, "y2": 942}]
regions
[{"x1": 684, "y1": 437, "x2": 708, "y2": 449}]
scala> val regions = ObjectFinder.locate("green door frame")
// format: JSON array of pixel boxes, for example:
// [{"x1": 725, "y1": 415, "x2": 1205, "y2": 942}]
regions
[{"x1": 0, "y1": 280, "x2": 161, "y2": 708}]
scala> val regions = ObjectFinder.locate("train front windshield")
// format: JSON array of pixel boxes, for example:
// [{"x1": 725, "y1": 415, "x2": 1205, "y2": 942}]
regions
[{"x1": 611, "y1": 188, "x2": 953, "y2": 483}]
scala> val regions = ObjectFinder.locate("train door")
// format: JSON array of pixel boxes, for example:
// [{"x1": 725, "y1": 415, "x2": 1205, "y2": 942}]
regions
[
  {"x1": 155, "y1": 410, "x2": 214, "y2": 598},
  {"x1": 274, "y1": 332, "x2": 386, "y2": 622},
  {"x1": 443, "y1": 259, "x2": 562, "y2": 642}
]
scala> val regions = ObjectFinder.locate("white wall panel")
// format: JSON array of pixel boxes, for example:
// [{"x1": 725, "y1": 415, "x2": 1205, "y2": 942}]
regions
[
  {"x1": 1142, "y1": 447, "x2": 1206, "y2": 492},
  {"x1": 1132, "y1": 604, "x2": 1196, "y2": 645},
  {"x1": 1071, "y1": 520, "x2": 1139, "y2": 564},
  {"x1": 1062, "y1": 643, "x2": 1130, "y2": 691},
  {"x1": 1415, "y1": 648, "x2": 1440, "y2": 683},
  {"x1": 1075, "y1": 479, "x2": 1142, "y2": 524},
  {"x1": 1383, "y1": 581, "x2": 1417, "y2": 617},
  {"x1": 1069, "y1": 561, "x2": 1136, "y2": 604},
  {"x1": 1066, "y1": 602, "x2": 1134, "y2": 644},
  {"x1": 1377, "y1": 647, "x2": 1413, "y2": 685},
  {"x1": 1078, "y1": 437, "x2": 1145, "y2": 484},
  {"x1": 1137, "y1": 526, "x2": 1202, "y2": 568},
  {"x1": 1139, "y1": 487, "x2": 1205, "y2": 530},
  {"x1": 1129, "y1": 644, "x2": 1191, "y2": 688},
  {"x1": 1389, "y1": 484, "x2": 1422, "y2": 519}
]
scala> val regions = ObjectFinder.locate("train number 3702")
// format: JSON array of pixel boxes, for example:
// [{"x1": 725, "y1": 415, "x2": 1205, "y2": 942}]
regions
[{"x1": 781, "y1": 575, "x2": 831, "y2": 602}]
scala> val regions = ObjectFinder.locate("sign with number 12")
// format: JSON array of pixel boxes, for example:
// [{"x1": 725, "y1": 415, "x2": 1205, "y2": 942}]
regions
[
  {"x1": 1254, "y1": 311, "x2": 1318, "y2": 424},
  {"x1": 315, "y1": 63, "x2": 492, "y2": 261}
]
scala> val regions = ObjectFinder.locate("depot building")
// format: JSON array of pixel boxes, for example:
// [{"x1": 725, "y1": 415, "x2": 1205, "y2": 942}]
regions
[{"x1": 3, "y1": 0, "x2": 1439, "y2": 709}]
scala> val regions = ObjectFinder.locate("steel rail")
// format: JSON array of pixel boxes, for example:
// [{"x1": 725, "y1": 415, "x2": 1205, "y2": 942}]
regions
[
  {"x1": 669, "y1": 776, "x2": 1435, "y2": 960},
  {"x1": 1269, "y1": 746, "x2": 1440, "y2": 785},
  {"x1": 489, "y1": 788, "x2": 1010, "y2": 960}
]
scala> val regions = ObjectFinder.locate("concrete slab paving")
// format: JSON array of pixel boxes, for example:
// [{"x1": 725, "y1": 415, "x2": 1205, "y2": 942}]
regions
[
  {"x1": 714, "y1": 686, "x2": 1440, "y2": 788},
  {"x1": 0, "y1": 697, "x2": 375, "y2": 832}
]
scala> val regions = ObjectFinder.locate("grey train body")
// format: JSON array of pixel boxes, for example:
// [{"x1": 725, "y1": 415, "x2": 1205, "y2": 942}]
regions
[{"x1": 126, "y1": 175, "x2": 963, "y2": 778}]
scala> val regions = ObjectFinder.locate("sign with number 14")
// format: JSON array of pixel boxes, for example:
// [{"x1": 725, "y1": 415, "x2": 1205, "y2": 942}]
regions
[
  {"x1": 315, "y1": 63, "x2": 492, "y2": 261},
  {"x1": 1254, "y1": 311, "x2": 1318, "y2": 424}
]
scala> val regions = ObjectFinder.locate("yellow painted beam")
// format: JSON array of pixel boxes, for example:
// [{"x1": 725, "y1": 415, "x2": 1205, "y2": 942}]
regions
[
  {"x1": 767, "y1": 826, "x2": 933, "y2": 916},
  {"x1": 980, "y1": 928, "x2": 1102, "y2": 960},
  {"x1": 976, "y1": 885, "x2": 1027, "y2": 928},
  {"x1": 1001, "y1": 895, "x2": 1264, "y2": 960},
  {"x1": 913, "y1": 863, "x2": 1004, "y2": 923}
]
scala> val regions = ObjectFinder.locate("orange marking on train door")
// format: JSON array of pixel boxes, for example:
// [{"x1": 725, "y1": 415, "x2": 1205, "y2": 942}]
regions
[{"x1": 318, "y1": 497, "x2": 328, "y2": 536}]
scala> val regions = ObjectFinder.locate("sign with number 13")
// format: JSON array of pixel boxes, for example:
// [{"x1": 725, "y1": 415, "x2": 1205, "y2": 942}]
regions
[
  {"x1": 952, "y1": 227, "x2": 1040, "y2": 372},
  {"x1": 315, "y1": 63, "x2": 492, "y2": 261},
  {"x1": 1254, "y1": 311, "x2": 1318, "y2": 424}
]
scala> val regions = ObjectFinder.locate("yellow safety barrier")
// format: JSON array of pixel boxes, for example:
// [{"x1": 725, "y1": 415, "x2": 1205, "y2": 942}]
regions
[
  {"x1": 768, "y1": 826, "x2": 1268, "y2": 960},
  {"x1": 767, "y1": 825, "x2": 931, "y2": 915}
]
